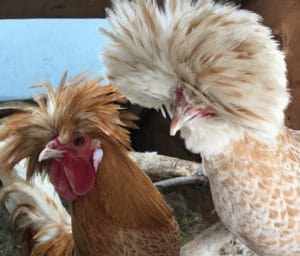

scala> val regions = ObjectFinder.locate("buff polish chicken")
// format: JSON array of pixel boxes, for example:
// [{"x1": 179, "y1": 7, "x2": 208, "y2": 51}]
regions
[
  {"x1": 0, "y1": 75, "x2": 180, "y2": 256},
  {"x1": 101, "y1": 0, "x2": 300, "y2": 255}
]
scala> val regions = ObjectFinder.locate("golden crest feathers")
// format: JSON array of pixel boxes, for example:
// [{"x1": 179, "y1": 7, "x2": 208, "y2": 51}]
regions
[{"x1": 0, "y1": 73, "x2": 136, "y2": 178}]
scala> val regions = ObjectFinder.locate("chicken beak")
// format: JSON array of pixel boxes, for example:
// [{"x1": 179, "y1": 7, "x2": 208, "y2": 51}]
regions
[
  {"x1": 38, "y1": 147, "x2": 64, "y2": 162},
  {"x1": 170, "y1": 114, "x2": 184, "y2": 136}
]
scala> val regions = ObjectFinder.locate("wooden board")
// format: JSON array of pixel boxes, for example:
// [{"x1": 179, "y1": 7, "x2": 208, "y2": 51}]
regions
[
  {"x1": 0, "y1": 0, "x2": 243, "y2": 19},
  {"x1": 242, "y1": 0, "x2": 300, "y2": 129},
  {"x1": 0, "y1": 0, "x2": 111, "y2": 18}
]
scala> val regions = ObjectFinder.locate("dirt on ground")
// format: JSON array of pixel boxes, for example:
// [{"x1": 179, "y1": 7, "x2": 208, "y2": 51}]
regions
[{"x1": 0, "y1": 210, "x2": 19, "y2": 256}]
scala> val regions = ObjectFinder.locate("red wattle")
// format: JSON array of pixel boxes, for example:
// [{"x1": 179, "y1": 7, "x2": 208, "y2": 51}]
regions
[
  {"x1": 49, "y1": 152, "x2": 97, "y2": 200},
  {"x1": 49, "y1": 160, "x2": 77, "y2": 200},
  {"x1": 63, "y1": 153, "x2": 96, "y2": 196}
]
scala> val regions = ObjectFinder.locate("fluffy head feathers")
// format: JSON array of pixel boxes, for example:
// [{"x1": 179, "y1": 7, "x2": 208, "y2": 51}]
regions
[
  {"x1": 101, "y1": 0, "x2": 290, "y2": 150},
  {"x1": 0, "y1": 74, "x2": 135, "y2": 178}
]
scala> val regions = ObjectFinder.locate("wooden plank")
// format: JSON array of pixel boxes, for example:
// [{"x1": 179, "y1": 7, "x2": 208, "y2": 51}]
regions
[
  {"x1": 181, "y1": 221, "x2": 255, "y2": 256},
  {"x1": 0, "y1": 0, "x2": 111, "y2": 18},
  {"x1": 181, "y1": 221, "x2": 234, "y2": 256},
  {"x1": 0, "y1": 0, "x2": 243, "y2": 19},
  {"x1": 242, "y1": 0, "x2": 300, "y2": 129}
]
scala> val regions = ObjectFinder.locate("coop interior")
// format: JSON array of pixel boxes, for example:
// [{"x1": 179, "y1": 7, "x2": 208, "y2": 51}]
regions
[{"x1": 0, "y1": 1, "x2": 299, "y2": 256}]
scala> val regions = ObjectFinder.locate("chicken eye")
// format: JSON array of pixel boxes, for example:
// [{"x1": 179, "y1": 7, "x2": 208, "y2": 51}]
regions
[{"x1": 73, "y1": 136, "x2": 85, "y2": 146}]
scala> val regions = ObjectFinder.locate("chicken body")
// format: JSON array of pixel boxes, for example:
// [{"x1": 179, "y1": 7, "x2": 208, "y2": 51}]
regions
[
  {"x1": 205, "y1": 129, "x2": 300, "y2": 255},
  {"x1": 69, "y1": 143, "x2": 180, "y2": 256},
  {"x1": 101, "y1": 0, "x2": 300, "y2": 255},
  {"x1": 0, "y1": 76, "x2": 180, "y2": 256}
]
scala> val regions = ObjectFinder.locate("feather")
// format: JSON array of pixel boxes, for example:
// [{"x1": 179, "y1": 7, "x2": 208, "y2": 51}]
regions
[
  {"x1": 0, "y1": 158, "x2": 72, "y2": 255},
  {"x1": 102, "y1": 0, "x2": 290, "y2": 140},
  {"x1": 0, "y1": 75, "x2": 134, "y2": 177},
  {"x1": 101, "y1": 1, "x2": 299, "y2": 255},
  {"x1": 0, "y1": 74, "x2": 180, "y2": 255}
]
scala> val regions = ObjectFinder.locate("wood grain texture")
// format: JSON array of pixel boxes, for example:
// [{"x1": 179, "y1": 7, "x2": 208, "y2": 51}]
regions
[
  {"x1": 0, "y1": 0, "x2": 111, "y2": 18},
  {"x1": 0, "y1": 0, "x2": 243, "y2": 19},
  {"x1": 242, "y1": 0, "x2": 300, "y2": 129}
]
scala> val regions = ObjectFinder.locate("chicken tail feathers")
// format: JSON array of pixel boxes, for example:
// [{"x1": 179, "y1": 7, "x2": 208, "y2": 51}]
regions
[{"x1": 0, "y1": 160, "x2": 73, "y2": 255}]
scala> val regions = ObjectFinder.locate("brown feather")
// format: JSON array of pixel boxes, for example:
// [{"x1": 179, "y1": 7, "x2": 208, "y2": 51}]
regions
[
  {"x1": 71, "y1": 142, "x2": 180, "y2": 255},
  {"x1": 0, "y1": 74, "x2": 180, "y2": 256},
  {"x1": 0, "y1": 75, "x2": 135, "y2": 178}
]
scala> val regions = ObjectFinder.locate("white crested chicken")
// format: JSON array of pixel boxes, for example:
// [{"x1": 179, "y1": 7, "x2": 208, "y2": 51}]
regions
[
  {"x1": 0, "y1": 75, "x2": 180, "y2": 256},
  {"x1": 101, "y1": 0, "x2": 300, "y2": 255}
]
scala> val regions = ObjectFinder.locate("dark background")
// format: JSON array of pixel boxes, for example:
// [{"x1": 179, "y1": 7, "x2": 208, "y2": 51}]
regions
[{"x1": 0, "y1": 0, "x2": 244, "y2": 18}]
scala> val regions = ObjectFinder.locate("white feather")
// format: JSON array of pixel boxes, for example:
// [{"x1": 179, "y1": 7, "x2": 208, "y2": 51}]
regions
[
  {"x1": 101, "y1": 0, "x2": 290, "y2": 156},
  {"x1": 1, "y1": 159, "x2": 70, "y2": 224}
]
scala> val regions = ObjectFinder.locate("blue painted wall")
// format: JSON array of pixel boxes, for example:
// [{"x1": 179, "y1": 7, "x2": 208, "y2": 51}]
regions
[{"x1": 0, "y1": 19, "x2": 109, "y2": 100}]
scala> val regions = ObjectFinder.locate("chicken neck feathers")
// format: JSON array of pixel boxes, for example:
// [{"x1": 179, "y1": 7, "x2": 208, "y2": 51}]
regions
[{"x1": 0, "y1": 76, "x2": 180, "y2": 256}]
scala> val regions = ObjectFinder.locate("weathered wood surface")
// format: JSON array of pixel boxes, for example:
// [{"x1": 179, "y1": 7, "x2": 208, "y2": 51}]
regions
[
  {"x1": 0, "y1": 0, "x2": 242, "y2": 19},
  {"x1": 242, "y1": 0, "x2": 300, "y2": 129},
  {"x1": 129, "y1": 151, "x2": 204, "y2": 179},
  {"x1": 0, "y1": 0, "x2": 167, "y2": 18},
  {"x1": 181, "y1": 221, "x2": 256, "y2": 256},
  {"x1": 181, "y1": 222, "x2": 234, "y2": 256},
  {"x1": 0, "y1": 0, "x2": 111, "y2": 18}
]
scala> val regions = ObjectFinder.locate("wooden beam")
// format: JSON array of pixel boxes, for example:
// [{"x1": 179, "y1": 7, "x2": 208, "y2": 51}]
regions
[
  {"x1": 0, "y1": 0, "x2": 111, "y2": 18},
  {"x1": 242, "y1": 0, "x2": 300, "y2": 130},
  {"x1": 0, "y1": 0, "x2": 243, "y2": 19},
  {"x1": 181, "y1": 221, "x2": 234, "y2": 256},
  {"x1": 129, "y1": 151, "x2": 204, "y2": 180}
]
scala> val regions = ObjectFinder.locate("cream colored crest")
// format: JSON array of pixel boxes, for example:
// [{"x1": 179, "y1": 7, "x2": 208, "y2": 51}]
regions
[{"x1": 101, "y1": 0, "x2": 290, "y2": 155}]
